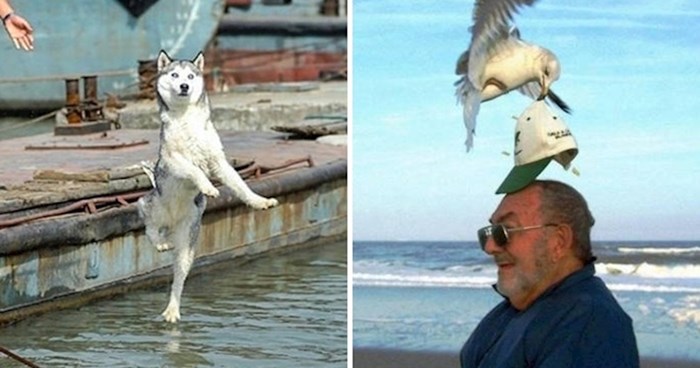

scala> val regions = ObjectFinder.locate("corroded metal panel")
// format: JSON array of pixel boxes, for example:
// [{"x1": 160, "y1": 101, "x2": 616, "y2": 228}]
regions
[
  {"x1": 0, "y1": 0, "x2": 226, "y2": 109},
  {"x1": 0, "y1": 177, "x2": 346, "y2": 324}
]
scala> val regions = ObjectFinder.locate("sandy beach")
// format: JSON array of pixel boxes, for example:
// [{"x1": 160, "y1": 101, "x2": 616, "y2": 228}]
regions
[{"x1": 353, "y1": 348, "x2": 700, "y2": 368}]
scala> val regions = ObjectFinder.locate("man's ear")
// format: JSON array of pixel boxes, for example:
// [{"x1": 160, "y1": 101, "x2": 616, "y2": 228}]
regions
[{"x1": 550, "y1": 224, "x2": 574, "y2": 261}]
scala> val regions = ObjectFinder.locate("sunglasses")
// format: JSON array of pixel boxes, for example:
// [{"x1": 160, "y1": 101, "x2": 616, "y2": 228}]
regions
[{"x1": 477, "y1": 223, "x2": 558, "y2": 251}]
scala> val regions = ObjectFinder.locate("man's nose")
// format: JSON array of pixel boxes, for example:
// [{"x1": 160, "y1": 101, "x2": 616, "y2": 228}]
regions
[{"x1": 482, "y1": 236, "x2": 502, "y2": 255}]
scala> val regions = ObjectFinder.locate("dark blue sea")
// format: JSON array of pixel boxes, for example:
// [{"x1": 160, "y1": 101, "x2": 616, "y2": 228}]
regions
[{"x1": 353, "y1": 241, "x2": 700, "y2": 361}]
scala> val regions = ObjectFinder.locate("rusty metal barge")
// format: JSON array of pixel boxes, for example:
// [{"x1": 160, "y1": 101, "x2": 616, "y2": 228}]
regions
[
  {"x1": 0, "y1": 126, "x2": 347, "y2": 324},
  {"x1": 0, "y1": 0, "x2": 347, "y2": 110}
]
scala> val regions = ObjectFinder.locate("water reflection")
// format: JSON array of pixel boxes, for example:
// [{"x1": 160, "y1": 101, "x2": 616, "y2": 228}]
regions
[{"x1": 0, "y1": 241, "x2": 347, "y2": 367}]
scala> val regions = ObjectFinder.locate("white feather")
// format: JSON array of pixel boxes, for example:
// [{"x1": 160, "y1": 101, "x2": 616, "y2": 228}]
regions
[{"x1": 455, "y1": 0, "x2": 567, "y2": 151}]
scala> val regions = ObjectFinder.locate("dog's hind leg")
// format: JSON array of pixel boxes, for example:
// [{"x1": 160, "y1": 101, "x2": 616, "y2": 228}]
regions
[
  {"x1": 162, "y1": 244, "x2": 193, "y2": 323},
  {"x1": 161, "y1": 242, "x2": 194, "y2": 323},
  {"x1": 161, "y1": 194, "x2": 206, "y2": 323},
  {"x1": 212, "y1": 158, "x2": 278, "y2": 210},
  {"x1": 137, "y1": 194, "x2": 172, "y2": 252}
]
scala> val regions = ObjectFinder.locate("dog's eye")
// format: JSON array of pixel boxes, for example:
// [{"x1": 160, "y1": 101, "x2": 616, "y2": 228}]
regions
[
  {"x1": 171, "y1": 72, "x2": 179, "y2": 78},
  {"x1": 188, "y1": 74, "x2": 194, "y2": 80}
]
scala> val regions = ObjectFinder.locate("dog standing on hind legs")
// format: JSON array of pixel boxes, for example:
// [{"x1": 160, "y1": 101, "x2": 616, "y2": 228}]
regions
[{"x1": 138, "y1": 50, "x2": 278, "y2": 323}]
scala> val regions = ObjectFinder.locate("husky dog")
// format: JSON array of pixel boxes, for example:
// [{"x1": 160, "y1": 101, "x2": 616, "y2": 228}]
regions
[{"x1": 137, "y1": 50, "x2": 278, "y2": 323}]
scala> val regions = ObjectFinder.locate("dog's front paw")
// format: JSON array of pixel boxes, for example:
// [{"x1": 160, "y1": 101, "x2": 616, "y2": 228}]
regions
[
  {"x1": 251, "y1": 197, "x2": 278, "y2": 210},
  {"x1": 161, "y1": 305, "x2": 181, "y2": 323},
  {"x1": 155, "y1": 243, "x2": 172, "y2": 252},
  {"x1": 201, "y1": 185, "x2": 220, "y2": 198}
]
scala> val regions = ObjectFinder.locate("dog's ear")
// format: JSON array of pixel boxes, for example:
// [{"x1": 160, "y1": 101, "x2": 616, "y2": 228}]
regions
[
  {"x1": 192, "y1": 51, "x2": 204, "y2": 72},
  {"x1": 157, "y1": 50, "x2": 172, "y2": 72}
]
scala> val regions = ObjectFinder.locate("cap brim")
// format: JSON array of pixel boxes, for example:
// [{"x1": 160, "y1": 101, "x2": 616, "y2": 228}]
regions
[{"x1": 496, "y1": 157, "x2": 553, "y2": 194}]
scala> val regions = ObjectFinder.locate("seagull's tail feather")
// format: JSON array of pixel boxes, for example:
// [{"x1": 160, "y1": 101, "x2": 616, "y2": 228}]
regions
[
  {"x1": 547, "y1": 89, "x2": 572, "y2": 114},
  {"x1": 456, "y1": 79, "x2": 481, "y2": 152}
]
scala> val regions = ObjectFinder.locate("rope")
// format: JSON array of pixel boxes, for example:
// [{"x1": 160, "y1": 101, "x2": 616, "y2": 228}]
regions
[
  {"x1": 0, "y1": 69, "x2": 134, "y2": 84},
  {"x1": 0, "y1": 345, "x2": 41, "y2": 368},
  {"x1": 0, "y1": 110, "x2": 58, "y2": 134}
]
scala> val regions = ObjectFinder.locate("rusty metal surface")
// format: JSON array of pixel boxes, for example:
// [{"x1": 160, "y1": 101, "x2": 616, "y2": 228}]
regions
[
  {"x1": 64, "y1": 79, "x2": 82, "y2": 124},
  {"x1": 0, "y1": 155, "x2": 315, "y2": 226},
  {"x1": 0, "y1": 191, "x2": 147, "y2": 229},
  {"x1": 0, "y1": 130, "x2": 346, "y2": 323},
  {"x1": 52, "y1": 121, "x2": 114, "y2": 137},
  {"x1": 0, "y1": 129, "x2": 344, "y2": 217},
  {"x1": 0, "y1": 0, "x2": 225, "y2": 110},
  {"x1": 0, "y1": 159, "x2": 345, "y2": 252},
  {"x1": 26, "y1": 135, "x2": 148, "y2": 150},
  {"x1": 0, "y1": 177, "x2": 346, "y2": 323},
  {"x1": 81, "y1": 75, "x2": 105, "y2": 122},
  {"x1": 0, "y1": 129, "x2": 344, "y2": 187},
  {"x1": 137, "y1": 59, "x2": 157, "y2": 99},
  {"x1": 275, "y1": 121, "x2": 347, "y2": 136}
]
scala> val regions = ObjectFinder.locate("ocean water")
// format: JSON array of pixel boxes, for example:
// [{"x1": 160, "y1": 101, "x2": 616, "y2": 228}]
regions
[
  {"x1": 353, "y1": 241, "x2": 700, "y2": 361},
  {"x1": 0, "y1": 241, "x2": 347, "y2": 368}
]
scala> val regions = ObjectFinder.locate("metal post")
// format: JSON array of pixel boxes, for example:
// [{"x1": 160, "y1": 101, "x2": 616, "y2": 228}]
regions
[
  {"x1": 83, "y1": 75, "x2": 98, "y2": 101},
  {"x1": 82, "y1": 75, "x2": 102, "y2": 121},
  {"x1": 65, "y1": 78, "x2": 82, "y2": 124}
]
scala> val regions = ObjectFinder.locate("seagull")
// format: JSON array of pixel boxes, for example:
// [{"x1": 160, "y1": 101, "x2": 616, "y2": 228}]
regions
[{"x1": 455, "y1": 0, "x2": 571, "y2": 151}]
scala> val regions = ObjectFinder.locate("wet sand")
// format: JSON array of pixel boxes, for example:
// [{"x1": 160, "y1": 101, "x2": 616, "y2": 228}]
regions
[{"x1": 353, "y1": 348, "x2": 700, "y2": 368}]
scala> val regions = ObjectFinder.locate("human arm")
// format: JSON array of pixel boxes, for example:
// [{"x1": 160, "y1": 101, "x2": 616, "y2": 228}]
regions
[{"x1": 0, "y1": 0, "x2": 33, "y2": 51}]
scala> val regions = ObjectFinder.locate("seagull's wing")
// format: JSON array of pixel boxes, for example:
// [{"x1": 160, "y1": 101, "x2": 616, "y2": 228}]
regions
[
  {"x1": 457, "y1": 81, "x2": 481, "y2": 152},
  {"x1": 467, "y1": 0, "x2": 538, "y2": 87},
  {"x1": 457, "y1": 0, "x2": 539, "y2": 151},
  {"x1": 455, "y1": 49, "x2": 469, "y2": 76}
]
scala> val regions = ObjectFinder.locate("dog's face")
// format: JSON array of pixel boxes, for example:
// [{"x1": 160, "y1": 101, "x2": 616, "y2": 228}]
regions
[{"x1": 156, "y1": 50, "x2": 206, "y2": 106}]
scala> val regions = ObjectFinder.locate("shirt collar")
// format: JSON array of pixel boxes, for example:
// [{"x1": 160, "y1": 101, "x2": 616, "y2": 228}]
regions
[{"x1": 492, "y1": 258, "x2": 598, "y2": 306}]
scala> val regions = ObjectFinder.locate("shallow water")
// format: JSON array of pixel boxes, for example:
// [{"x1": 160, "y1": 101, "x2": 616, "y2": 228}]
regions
[{"x1": 0, "y1": 240, "x2": 347, "y2": 367}]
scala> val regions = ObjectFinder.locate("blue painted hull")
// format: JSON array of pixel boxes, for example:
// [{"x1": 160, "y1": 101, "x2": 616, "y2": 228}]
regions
[{"x1": 0, "y1": 0, "x2": 225, "y2": 110}]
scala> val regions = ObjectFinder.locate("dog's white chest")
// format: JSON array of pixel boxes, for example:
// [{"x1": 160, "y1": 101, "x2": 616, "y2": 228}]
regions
[{"x1": 161, "y1": 110, "x2": 220, "y2": 166}]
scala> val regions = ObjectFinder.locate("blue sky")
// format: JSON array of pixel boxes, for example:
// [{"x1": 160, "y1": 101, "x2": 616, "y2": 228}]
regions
[{"x1": 352, "y1": 0, "x2": 700, "y2": 241}]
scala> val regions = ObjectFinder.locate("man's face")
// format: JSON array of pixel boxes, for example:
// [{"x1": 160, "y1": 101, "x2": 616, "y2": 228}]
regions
[{"x1": 484, "y1": 186, "x2": 556, "y2": 308}]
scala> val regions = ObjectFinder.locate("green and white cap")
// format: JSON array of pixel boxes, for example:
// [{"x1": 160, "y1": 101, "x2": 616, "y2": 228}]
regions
[{"x1": 496, "y1": 100, "x2": 578, "y2": 194}]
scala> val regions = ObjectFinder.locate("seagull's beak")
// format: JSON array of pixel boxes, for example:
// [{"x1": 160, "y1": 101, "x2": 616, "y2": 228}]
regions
[{"x1": 538, "y1": 75, "x2": 549, "y2": 101}]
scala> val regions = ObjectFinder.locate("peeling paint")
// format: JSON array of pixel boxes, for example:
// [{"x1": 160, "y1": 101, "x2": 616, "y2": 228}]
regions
[{"x1": 0, "y1": 178, "x2": 346, "y2": 324}]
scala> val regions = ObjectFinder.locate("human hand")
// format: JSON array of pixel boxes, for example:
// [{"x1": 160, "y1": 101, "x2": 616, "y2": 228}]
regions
[{"x1": 3, "y1": 13, "x2": 33, "y2": 51}]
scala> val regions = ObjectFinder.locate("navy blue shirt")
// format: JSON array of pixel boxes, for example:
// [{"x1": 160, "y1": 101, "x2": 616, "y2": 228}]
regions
[{"x1": 460, "y1": 263, "x2": 639, "y2": 367}]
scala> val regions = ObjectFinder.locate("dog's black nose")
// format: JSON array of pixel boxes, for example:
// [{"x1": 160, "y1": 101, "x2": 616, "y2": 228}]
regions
[{"x1": 180, "y1": 83, "x2": 189, "y2": 92}]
